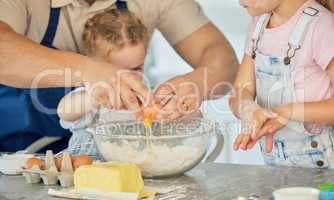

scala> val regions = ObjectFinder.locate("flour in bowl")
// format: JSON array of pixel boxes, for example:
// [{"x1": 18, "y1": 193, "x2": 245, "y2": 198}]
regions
[{"x1": 98, "y1": 139, "x2": 207, "y2": 177}]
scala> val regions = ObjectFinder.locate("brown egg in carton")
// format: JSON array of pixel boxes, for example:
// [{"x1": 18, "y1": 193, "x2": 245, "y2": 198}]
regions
[{"x1": 21, "y1": 150, "x2": 74, "y2": 187}]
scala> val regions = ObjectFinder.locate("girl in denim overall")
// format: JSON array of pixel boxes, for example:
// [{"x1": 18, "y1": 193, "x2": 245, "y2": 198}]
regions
[{"x1": 230, "y1": 0, "x2": 334, "y2": 168}]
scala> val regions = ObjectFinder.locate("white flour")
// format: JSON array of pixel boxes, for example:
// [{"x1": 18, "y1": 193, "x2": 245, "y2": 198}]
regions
[{"x1": 98, "y1": 139, "x2": 207, "y2": 177}]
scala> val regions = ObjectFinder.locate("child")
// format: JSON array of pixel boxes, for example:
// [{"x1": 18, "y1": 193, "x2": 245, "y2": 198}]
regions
[
  {"x1": 230, "y1": 0, "x2": 334, "y2": 168},
  {"x1": 57, "y1": 8, "x2": 149, "y2": 159}
]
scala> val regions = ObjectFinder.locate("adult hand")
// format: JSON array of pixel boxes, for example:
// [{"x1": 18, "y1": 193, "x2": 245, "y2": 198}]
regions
[{"x1": 153, "y1": 75, "x2": 203, "y2": 120}]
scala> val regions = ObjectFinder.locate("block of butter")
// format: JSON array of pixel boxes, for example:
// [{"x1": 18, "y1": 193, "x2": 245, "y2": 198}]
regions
[{"x1": 74, "y1": 162, "x2": 144, "y2": 194}]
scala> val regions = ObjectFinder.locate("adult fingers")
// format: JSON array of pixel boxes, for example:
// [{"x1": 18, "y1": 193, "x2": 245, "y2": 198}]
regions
[
  {"x1": 166, "y1": 111, "x2": 183, "y2": 121},
  {"x1": 154, "y1": 83, "x2": 176, "y2": 104},
  {"x1": 155, "y1": 97, "x2": 178, "y2": 120},
  {"x1": 177, "y1": 95, "x2": 200, "y2": 115}
]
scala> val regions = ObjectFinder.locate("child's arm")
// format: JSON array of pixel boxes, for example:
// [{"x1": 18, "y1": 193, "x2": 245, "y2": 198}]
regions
[
  {"x1": 274, "y1": 58, "x2": 334, "y2": 124},
  {"x1": 230, "y1": 54, "x2": 277, "y2": 151},
  {"x1": 57, "y1": 84, "x2": 113, "y2": 122},
  {"x1": 228, "y1": 54, "x2": 256, "y2": 118},
  {"x1": 57, "y1": 90, "x2": 94, "y2": 122},
  {"x1": 248, "y1": 59, "x2": 334, "y2": 153}
]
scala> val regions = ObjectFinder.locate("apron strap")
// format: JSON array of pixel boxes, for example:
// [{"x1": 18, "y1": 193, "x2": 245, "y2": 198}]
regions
[
  {"x1": 116, "y1": 0, "x2": 128, "y2": 10},
  {"x1": 40, "y1": 7, "x2": 61, "y2": 48},
  {"x1": 251, "y1": 13, "x2": 271, "y2": 59},
  {"x1": 289, "y1": 5, "x2": 322, "y2": 47},
  {"x1": 284, "y1": 4, "x2": 322, "y2": 65}
]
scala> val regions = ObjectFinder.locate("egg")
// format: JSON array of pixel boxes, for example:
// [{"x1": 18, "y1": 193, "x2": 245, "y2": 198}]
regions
[
  {"x1": 26, "y1": 157, "x2": 45, "y2": 170},
  {"x1": 143, "y1": 104, "x2": 160, "y2": 119},
  {"x1": 55, "y1": 154, "x2": 92, "y2": 171},
  {"x1": 72, "y1": 155, "x2": 93, "y2": 170},
  {"x1": 55, "y1": 155, "x2": 73, "y2": 171},
  {"x1": 143, "y1": 104, "x2": 160, "y2": 128}
]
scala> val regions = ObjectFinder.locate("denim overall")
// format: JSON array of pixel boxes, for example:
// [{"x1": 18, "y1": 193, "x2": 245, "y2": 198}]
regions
[
  {"x1": 0, "y1": 3, "x2": 74, "y2": 152},
  {"x1": 252, "y1": 5, "x2": 334, "y2": 169}
]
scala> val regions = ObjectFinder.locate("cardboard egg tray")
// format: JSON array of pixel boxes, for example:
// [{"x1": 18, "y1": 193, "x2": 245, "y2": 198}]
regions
[{"x1": 21, "y1": 150, "x2": 74, "y2": 187}]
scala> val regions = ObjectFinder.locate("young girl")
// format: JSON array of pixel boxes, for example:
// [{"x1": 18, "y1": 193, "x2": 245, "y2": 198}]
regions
[
  {"x1": 230, "y1": 0, "x2": 334, "y2": 168},
  {"x1": 57, "y1": 8, "x2": 149, "y2": 159}
]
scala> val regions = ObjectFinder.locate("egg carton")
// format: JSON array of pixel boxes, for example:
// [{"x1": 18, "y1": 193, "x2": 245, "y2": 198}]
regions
[{"x1": 21, "y1": 150, "x2": 74, "y2": 187}]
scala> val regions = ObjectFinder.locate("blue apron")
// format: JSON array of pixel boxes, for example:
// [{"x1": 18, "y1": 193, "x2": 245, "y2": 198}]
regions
[{"x1": 0, "y1": 0, "x2": 128, "y2": 152}]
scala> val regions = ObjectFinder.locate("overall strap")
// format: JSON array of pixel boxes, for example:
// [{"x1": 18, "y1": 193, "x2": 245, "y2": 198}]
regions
[
  {"x1": 251, "y1": 13, "x2": 271, "y2": 59},
  {"x1": 40, "y1": 6, "x2": 61, "y2": 48},
  {"x1": 284, "y1": 4, "x2": 322, "y2": 65},
  {"x1": 116, "y1": 0, "x2": 128, "y2": 10}
]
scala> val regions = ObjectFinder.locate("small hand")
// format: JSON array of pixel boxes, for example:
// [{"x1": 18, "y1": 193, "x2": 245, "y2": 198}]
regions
[
  {"x1": 253, "y1": 111, "x2": 288, "y2": 153},
  {"x1": 88, "y1": 82, "x2": 113, "y2": 109},
  {"x1": 251, "y1": 107, "x2": 278, "y2": 138},
  {"x1": 84, "y1": 60, "x2": 151, "y2": 111},
  {"x1": 235, "y1": 102, "x2": 278, "y2": 151},
  {"x1": 233, "y1": 133, "x2": 258, "y2": 151},
  {"x1": 233, "y1": 118, "x2": 283, "y2": 152},
  {"x1": 108, "y1": 69, "x2": 151, "y2": 111},
  {"x1": 239, "y1": 101, "x2": 277, "y2": 137}
]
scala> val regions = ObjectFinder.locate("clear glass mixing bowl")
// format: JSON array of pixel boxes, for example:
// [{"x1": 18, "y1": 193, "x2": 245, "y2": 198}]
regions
[{"x1": 89, "y1": 118, "x2": 216, "y2": 178}]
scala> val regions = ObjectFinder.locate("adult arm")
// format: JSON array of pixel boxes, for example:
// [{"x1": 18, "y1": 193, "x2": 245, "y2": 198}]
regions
[
  {"x1": 0, "y1": 0, "x2": 150, "y2": 111},
  {"x1": 151, "y1": 0, "x2": 238, "y2": 119}
]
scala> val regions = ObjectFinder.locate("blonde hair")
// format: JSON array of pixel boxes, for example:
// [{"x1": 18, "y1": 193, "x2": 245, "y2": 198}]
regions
[
  {"x1": 317, "y1": 0, "x2": 334, "y2": 11},
  {"x1": 83, "y1": 9, "x2": 148, "y2": 55}
]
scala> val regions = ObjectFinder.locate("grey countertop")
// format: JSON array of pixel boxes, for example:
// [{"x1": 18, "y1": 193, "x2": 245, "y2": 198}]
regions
[{"x1": 1, "y1": 163, "x2": 334, "y2": 200}]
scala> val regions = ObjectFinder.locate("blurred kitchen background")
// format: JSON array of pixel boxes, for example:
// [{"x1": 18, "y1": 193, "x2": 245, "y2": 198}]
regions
[{"x1": 144, "y1": 0, "x2": 264, "y2": 165}]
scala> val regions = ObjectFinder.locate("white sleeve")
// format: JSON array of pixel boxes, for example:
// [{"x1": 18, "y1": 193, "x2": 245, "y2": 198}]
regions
[{"x1": 59, "y1": 87, "x2": 98, "y2": 131}]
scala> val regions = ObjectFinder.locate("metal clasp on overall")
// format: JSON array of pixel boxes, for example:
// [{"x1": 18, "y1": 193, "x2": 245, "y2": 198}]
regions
[
  {"x1": 252, "y1": 38, "x2": 260, "y2": 59},
  {"x1": 284, "y1": 43, "x2": 301, "y2": 65},
  {"x1": 303, "y1": 6, "x2": 319, "y2": 16}
]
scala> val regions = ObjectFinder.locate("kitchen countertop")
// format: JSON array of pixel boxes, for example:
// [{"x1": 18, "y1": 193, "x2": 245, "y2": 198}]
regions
[{"x1": 1, "y1": 163, "x2": 333, "y2": 200}]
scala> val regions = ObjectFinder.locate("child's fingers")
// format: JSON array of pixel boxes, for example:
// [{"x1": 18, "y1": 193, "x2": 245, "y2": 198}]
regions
[
  {"x1": 233, "y1": 135, "x2": 244, "y2": 151},
  {"x1": 264, "y1": 109, "x2": 278, "y2": 119},
  {"x1": 253, "y1": 111, "x2": 277, "y2": 139},
  {"x1": 265, "y1": 134, "x2": 274, "y2": 153},
  {"x1": 268, "y1": 121, "x2": 280, "y2": 134},
  {"x1": 240, "y1": 134, "x2": 251, "y2": 150},
  {"x1": 253, "y1": 118, "x2": 265, "y2": 138},
  {"x1": 246, "y1": 139, "x2": 258, "y2": 150},
  {"x1": 254, "y1": 122, "x2": 273, "y2": 140},
  {"x1": 109, "y1": 78, "x2": 123, "y2": 109},
  {"x1": 253, "y1": 115, "x2": 267, "y2": 139}
]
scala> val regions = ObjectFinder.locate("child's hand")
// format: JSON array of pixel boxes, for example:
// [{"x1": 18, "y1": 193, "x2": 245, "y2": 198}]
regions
[
  {"x1": 233, "y1": 118, "x2": 284, "y2": 152},
  {"x1": 239, "y1": 100, "x2": 277, "y2": 136},
  {"x1": 234, "y1": 101, "x2": 278, "y2": 151},
  {"x1": 87, "y1": 82, "x2": 113, "y2": 109},
  {"x1": 252, "y1": 106, "x2": 289, "y2": 153},
  {"x1": 234, "y1": 133, "x2": 258, "y2": 151}
]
